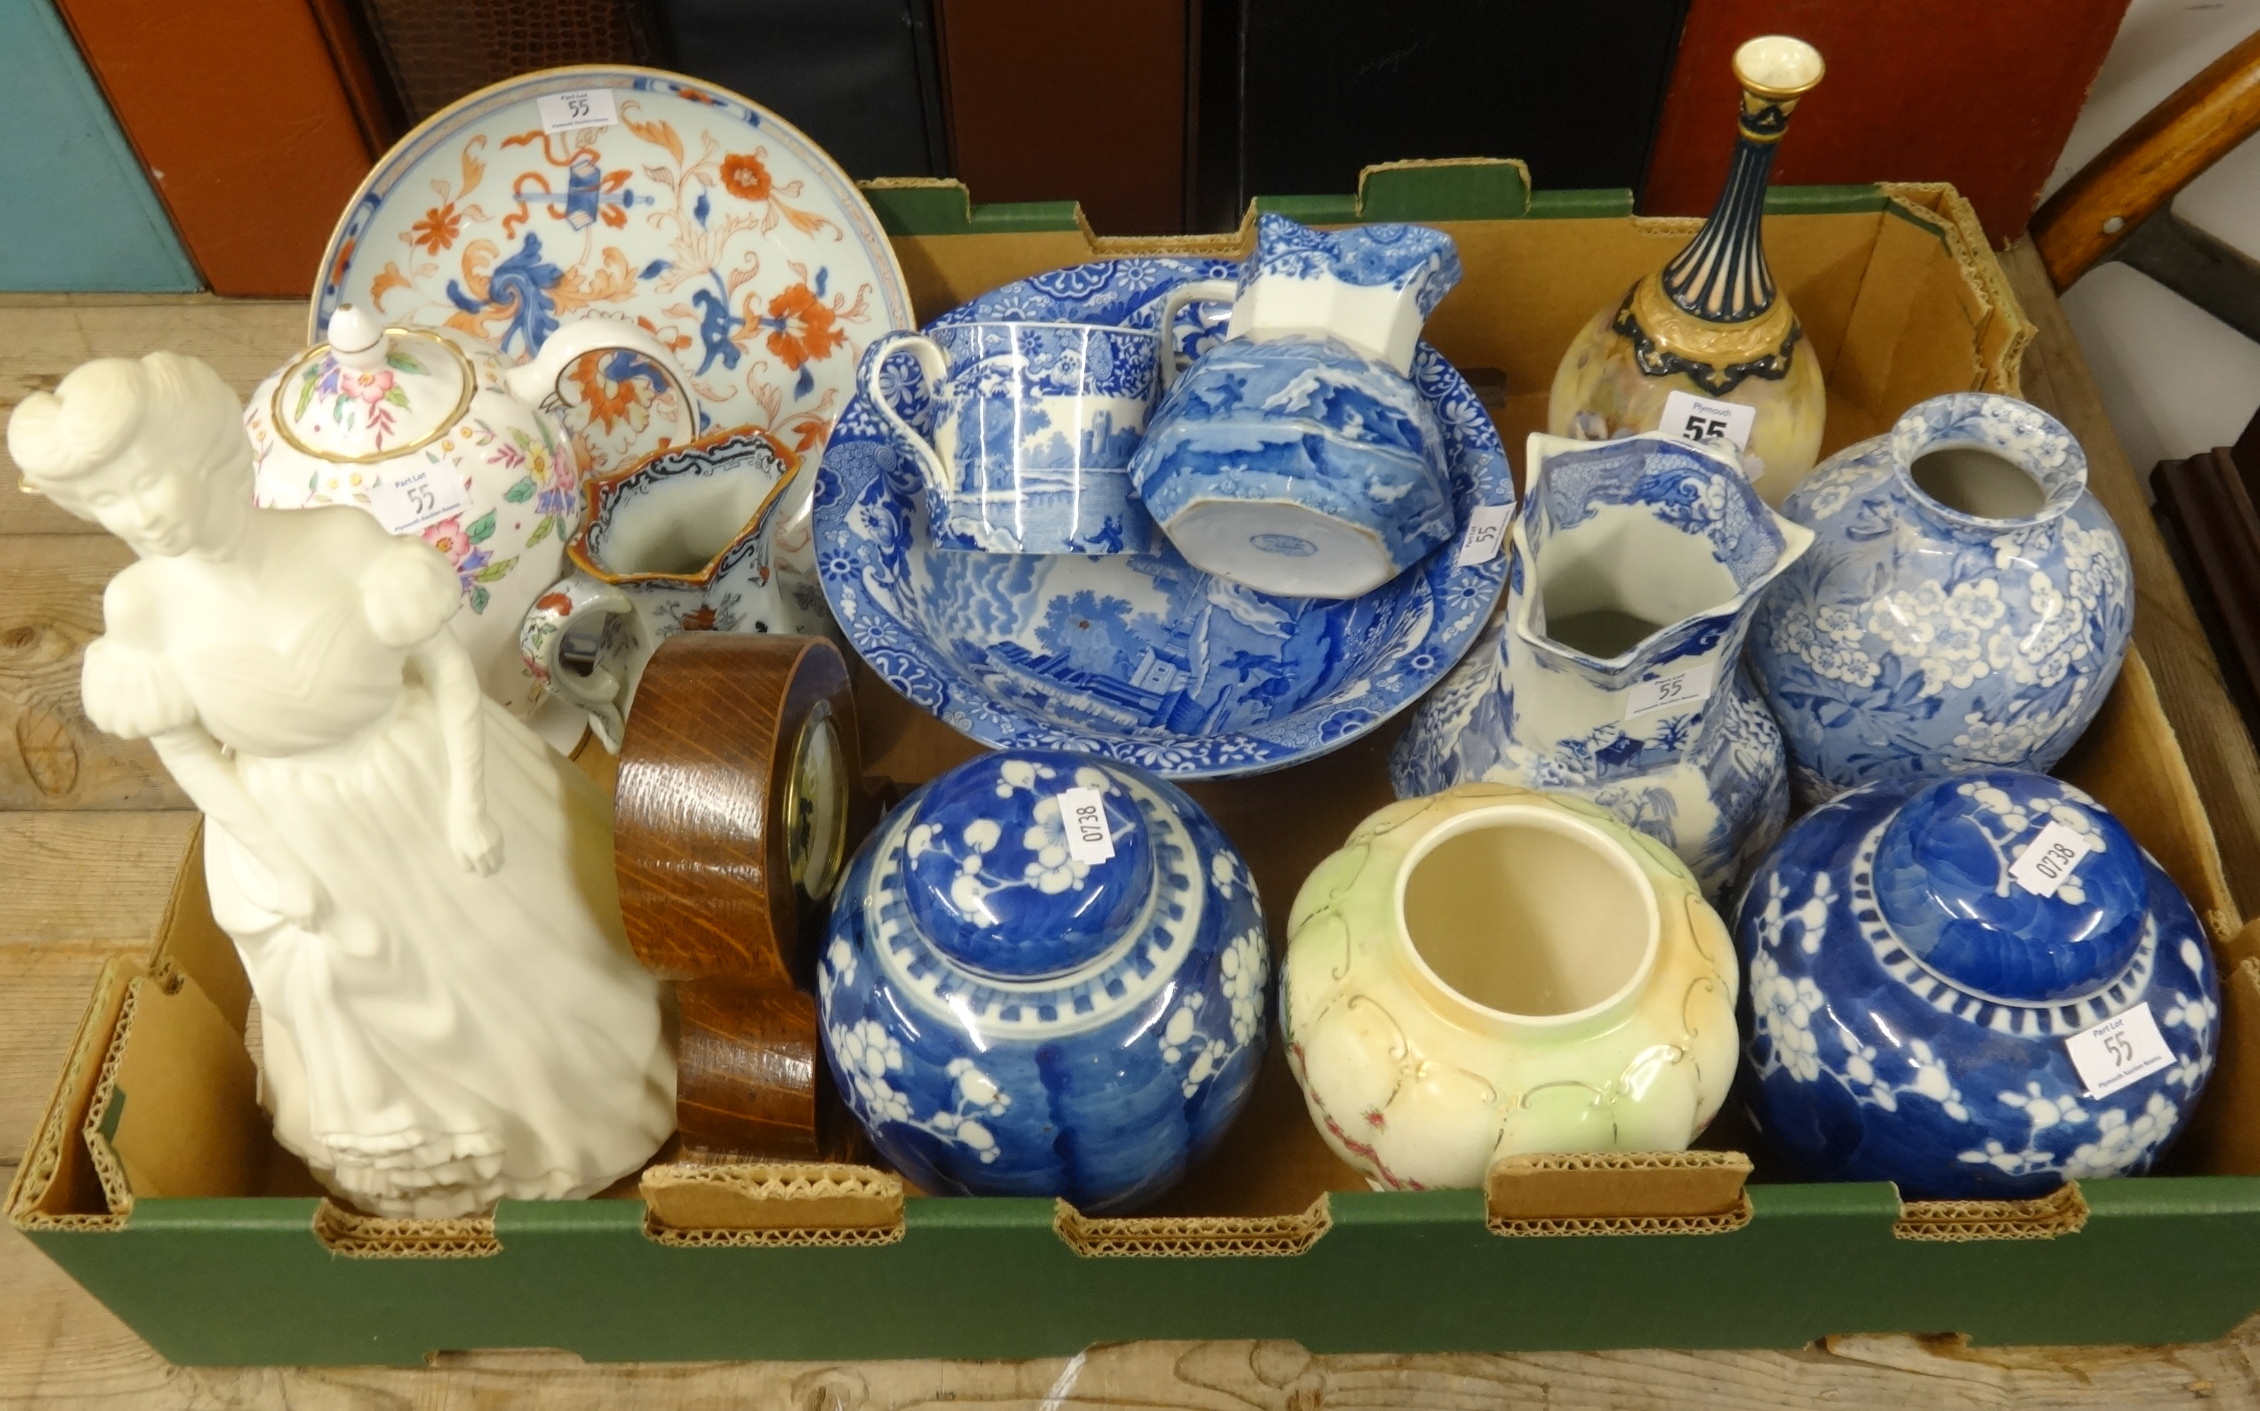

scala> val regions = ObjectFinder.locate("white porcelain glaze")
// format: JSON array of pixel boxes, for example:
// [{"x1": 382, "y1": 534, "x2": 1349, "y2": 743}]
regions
[{"x1": 12, "y1": 352, "x2": 672, "y2": 1219}]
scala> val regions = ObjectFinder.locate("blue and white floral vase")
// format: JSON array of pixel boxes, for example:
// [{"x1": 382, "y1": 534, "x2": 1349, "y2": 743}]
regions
[
  {"x1": 1126, "y1": 214, "x2": 1462, "y2": 599},
  {"x1": 818, "y1": 749, "x2": 1269, "y2": 1213},
  {"x1": 1749, "y1": 393, "x2": 2133, "y2": 801},
  {"x1": 1737, "y1": 769, "x2": 2217, "y2": 1199},
  {"x1": 1393, "y1": 432, "x2": 1813, "y2": 899}
]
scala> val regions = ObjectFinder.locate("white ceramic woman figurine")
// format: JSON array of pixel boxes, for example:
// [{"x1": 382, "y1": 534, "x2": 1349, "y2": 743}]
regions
[{"x1": 9, "y1": 353, "x2": 673, "y2": 1220}]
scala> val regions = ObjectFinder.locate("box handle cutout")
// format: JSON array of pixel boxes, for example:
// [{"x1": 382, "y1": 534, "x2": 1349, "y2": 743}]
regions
[
  {"x1": 1893, "y1": 1182, "x2": 2088, "y2": 1241},
  {"x1": 640, "y1": 1161, "x2": 905, "y2": 1248},
  {"x1": 1485, "y1": 1150, "x2": 1753, "y2": 1236},
  {"x1": 1054, "y1": 1194, "x2": 1332, "y2": 1258},
  {"x1": 313, "y1": 1200, "x2": 501, "y2": 1258}
]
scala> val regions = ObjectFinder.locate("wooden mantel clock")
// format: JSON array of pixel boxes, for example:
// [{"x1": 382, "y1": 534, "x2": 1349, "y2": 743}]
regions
[{"x1": 611, "y1": 632, "x2": 875, "y2": 1160}]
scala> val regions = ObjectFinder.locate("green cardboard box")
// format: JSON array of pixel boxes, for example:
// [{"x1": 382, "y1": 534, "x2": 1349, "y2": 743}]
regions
[{"x1": 18, "y1": 164, "x2": 2260, "y2": 1366}]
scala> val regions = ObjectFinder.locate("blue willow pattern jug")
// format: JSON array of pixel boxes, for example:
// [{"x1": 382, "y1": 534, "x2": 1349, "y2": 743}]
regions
[
  {"x1": 1393, "y1": 433, "x2": 1812, "y2": 898},
  {"x1": 1127, "y1": 214, "x2": 1463, "y2": 599}
]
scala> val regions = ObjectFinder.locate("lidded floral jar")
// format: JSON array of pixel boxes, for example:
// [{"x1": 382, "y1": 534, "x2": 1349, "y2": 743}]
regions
[
  {"x1": 247, "y1": 305, "x2": 695, "y2": 718},
  {"x1": 818, "y1": 750, "x2": 1269, "y2": 1213},
  {"x1": 1749, "y1": 393, "x2": 2132, "y2": 801},
  {"x1": 1281, "y1": 784, "x2": 1738, "y2": 1191},
  {"x1": 1737, "y1": 769, "x2": 2217, "y2": 1198}
]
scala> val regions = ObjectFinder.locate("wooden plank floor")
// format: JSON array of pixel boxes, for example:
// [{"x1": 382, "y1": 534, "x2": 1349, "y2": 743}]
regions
[{"x1": 7, "y1": 267, "x2": 2260, "y2": 1407}]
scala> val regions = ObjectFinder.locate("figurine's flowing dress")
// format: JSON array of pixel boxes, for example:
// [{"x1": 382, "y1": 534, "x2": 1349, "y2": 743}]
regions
[{"x1": 86, "y1": 539, "x2": 672, "y2": 1219}]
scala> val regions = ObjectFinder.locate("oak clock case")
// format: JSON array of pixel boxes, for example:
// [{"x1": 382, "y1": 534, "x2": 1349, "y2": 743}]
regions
[{"x1": 614, "y1": 632, "x2": 874, "y2": 1161}]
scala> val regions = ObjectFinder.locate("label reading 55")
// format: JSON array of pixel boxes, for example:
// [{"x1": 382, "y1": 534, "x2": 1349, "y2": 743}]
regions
[
  {"x1": 366, "y1": 468, "x2": 467, "y2": 536},
  {"x1": 1454, "y1": 503, "x2": 1515, "y2": 567},
  {"x1": 2065, "y1": 1002, "x2": 2174, "y2": 1099},
  {"x1": 1660, "y1": 390, "x2": 1757, "y2": 457},
  {"x1": 538, "y1": 89, "x2": 618, "y2": 134},
  {"x1": 1625, "y1": 662, "x2": 1717, "y2": 720}
]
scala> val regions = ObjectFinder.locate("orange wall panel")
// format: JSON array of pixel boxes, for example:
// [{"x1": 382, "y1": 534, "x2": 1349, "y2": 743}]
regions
[
  {"x1": 937, "y1": 0, "x2": 1189, "y2": 235},
  {"x1": 1644, "y1": 0, "x2": 2130, "y2": 246},
  {"x1": 57, "y1": 0, "x2": 378, "y2": 296}
]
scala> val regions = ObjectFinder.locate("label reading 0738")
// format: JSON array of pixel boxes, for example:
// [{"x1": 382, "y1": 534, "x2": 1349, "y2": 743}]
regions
[
  {"x1": 1058, "y1": 786, "x2": 1116, "y2": 865},
  {"x1": 2007, "y1": 819, "x2": 2095, "y2": 899}
]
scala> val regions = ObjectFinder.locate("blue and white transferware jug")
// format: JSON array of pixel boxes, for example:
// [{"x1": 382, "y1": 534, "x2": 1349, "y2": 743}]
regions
[
  {"x1": 1126, "y1": 214, "x2": 1462, "y2": 599},
  {"x1": 818, "y1": 750, "x2": 1269, "y2": 1213},
  {"x1": 1737, "y1": 769, "x2": 2217, "y2": 1199},
  {"x1": 1393, "y1": 432, "x2": 1812, "y2": 899},
  {"x1": 1749, "y1": 393, "x2": 2133, "y2": 801}
]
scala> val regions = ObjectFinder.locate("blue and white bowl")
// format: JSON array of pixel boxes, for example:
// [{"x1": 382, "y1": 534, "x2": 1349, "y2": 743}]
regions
[
  {"x1": 1736, "y1": 768, "x2": 2218, "y2": 1199},
  {"x1": 818, "y1": 749, "x2": 1269, "y2": 1212},
  {"x1": 815, "y1": 256, "x2": 1515, "y2": 779}
]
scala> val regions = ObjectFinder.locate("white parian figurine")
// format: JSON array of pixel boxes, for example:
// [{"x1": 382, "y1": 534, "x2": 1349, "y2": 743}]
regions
[{"x1": 10, "y1": 353, "x2": 673, "y2": 1219}]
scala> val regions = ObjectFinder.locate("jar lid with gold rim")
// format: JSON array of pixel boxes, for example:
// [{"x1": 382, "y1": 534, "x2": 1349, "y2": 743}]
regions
[{"x1": 270, "y1": 305, "x2": 476, "y2": 464}]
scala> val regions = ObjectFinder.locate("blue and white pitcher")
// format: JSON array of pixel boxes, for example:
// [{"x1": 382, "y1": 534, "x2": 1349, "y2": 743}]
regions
[
  {"x1": 1393, "y1": 432, "x2": 1812, "y2": 899},
  {"x1": 1128, "y1": 214, "x2": 1462, "y2": 599}
]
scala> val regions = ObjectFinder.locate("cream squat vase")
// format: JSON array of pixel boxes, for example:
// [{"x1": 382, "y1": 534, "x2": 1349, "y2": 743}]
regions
[{"x1": 1282, "y1": 784, "x2": 1739, "y2": 1190}]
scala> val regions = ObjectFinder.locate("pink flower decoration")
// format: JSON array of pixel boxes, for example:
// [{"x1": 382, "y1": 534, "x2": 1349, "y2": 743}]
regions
[
  {"x1": 346, "y1": 367, "x2": 396, "y2": 407},
  {"x1": 422, "y1": 515, "x2": 471, "y2": 567}
]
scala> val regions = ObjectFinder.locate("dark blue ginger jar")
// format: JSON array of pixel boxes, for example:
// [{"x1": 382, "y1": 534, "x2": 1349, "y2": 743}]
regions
[
  {"x1": 818, "y1": 749, "x2": 1269, "y2": 1212},
  {"x1": 1735, "y1": 768, "x2": 2218, "y2": 1199}
]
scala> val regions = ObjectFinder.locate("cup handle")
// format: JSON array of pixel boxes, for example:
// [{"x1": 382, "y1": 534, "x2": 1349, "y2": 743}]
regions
[
  {"x1": 1156, "y1": 278, "x2": 1239, "y2": 387},
  {"x1": 520, "y1": 575, "x2": 650, "y2": 753},
  {"x1": 860, "y1": 330, "x2": 953, "y2": 500},
  {"x1": 503, "y1": 319, "x2": 703, "y2": 438}
]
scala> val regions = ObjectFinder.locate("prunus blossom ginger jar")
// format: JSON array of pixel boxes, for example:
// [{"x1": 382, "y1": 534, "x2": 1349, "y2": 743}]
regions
[
  {"x1": 1736, "y1": 769, "x2": 2217, "y2": 1199},
  {"x1": 819, "y1": 750, "x2": 1268, "y2": 1212}
]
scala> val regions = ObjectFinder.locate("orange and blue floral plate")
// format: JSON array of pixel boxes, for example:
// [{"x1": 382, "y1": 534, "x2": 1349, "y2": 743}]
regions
[{"x1": 310, "y1": 65, "x2": 913, "y2": 479}]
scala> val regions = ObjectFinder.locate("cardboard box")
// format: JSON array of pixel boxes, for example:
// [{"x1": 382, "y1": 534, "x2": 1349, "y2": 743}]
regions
[{"x1": 18, "y1": 164, "x2": 2260, "y2": 1366}]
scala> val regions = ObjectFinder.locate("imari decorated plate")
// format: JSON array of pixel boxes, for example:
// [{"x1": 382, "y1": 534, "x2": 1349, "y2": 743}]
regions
[
  {"x1": 311, "y1": 65, "x2": 913, "y2": 479},
  {"x1": 815, "y1": 257, "x2": 1516, "y2": 779}
]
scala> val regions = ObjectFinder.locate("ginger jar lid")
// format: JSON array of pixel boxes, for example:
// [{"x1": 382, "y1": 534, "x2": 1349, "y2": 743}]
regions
[
  {"x1": 270, "y1": 305, "x2": 475, "y2": 463},
  {"x1": 1873, "y1": 771, "x2": 2147, "y2": 1005},
  {"x1": 900, "y1": 752, "x2": 1154, "y2": 980}
]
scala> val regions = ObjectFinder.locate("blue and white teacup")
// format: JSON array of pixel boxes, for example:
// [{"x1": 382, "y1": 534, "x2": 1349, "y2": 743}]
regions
[{"x1": 860, "y1": 321, "x2": 1163, "y2": 554}]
